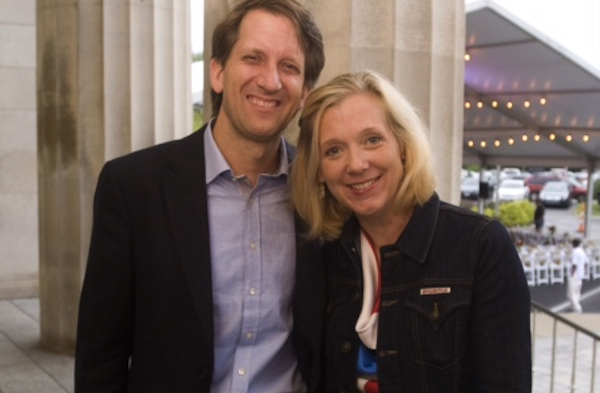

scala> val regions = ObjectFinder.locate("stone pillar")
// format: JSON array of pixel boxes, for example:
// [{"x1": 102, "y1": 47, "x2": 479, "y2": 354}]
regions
[
  {"x1": 204, "y1": 0, "x2": 464, "y2": 203},
  {"x1": 0, "y1": 1, "x2": 38, "y2": 298},
  {"x1": 314, "y1": 0, "x2": 465, "y2": 203},
  {"x1": 37, "y1": 0, "x2": 191, "y2": 353}
]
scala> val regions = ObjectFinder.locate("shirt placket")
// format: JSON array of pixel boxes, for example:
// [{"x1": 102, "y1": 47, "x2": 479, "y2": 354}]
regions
[{"x1": 230, "y1": 186, "x2": 262, "y2": 392}]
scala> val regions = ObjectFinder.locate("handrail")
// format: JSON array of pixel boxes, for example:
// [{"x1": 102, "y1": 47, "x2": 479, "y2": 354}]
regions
[
  {"x1": 531, "y1": 301, "x2": 600, "y2": 393},
  {"x1": 532, "y1": 301, "x2": 600, "y2": 340}
]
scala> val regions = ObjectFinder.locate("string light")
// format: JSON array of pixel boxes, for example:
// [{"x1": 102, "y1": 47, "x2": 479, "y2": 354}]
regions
[
  {"x1": 465, "y1": 101, "x2": 471, "y2": 109},
  {"x1": 474, "y1": 96, "x2": 547, "y2": 112},
  {"x1": 464, "y1": 52, "x2": 471, "y2": 62},
  {"x1": 465, "y1": 132, "x2": 592, "y2": 149}
]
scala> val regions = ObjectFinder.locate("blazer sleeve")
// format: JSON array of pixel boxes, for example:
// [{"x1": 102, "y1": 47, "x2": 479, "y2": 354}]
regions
[{"x1": 75, "y1": 161, "x2": 134, "y2": 393}]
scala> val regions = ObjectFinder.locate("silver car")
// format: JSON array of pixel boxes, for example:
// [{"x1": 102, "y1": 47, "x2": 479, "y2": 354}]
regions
[{"x1": 539, "y1": 181, "x2": 572, "y2": 208}]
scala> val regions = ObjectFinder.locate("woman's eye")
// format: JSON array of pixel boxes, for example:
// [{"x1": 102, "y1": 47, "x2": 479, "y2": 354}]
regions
[
  {"x1": 324, "y1": 146, "x2": 341, "y2": 157},
  {"x1": 367, "y1": 135, "x2": 382, "y2": 145}
]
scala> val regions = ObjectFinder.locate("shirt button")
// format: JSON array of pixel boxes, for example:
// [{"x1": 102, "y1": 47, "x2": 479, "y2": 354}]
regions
[
  {"x1": 238, "y1": 368, "x2": 246, "y2": 376},
  {"x1": 249, "y1": 288, "x2": 256, "y2": 296},
  {"x1": 341, "y1": 341, "x2": 352, "y2": 353},
  {"x1": 246, "y1": 332, "x2": 253, "y2": 339},
  {"x1": 250, "y1": 242, "x2": 256, "y2": 250}
]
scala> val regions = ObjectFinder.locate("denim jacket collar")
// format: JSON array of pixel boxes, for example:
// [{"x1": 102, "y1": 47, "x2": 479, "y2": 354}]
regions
[{"x1": 338, "y1": 192, "x2": 440, "y2": 266}]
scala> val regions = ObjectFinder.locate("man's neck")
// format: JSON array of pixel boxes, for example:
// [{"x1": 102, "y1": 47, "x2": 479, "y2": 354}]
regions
[{"x1": 211, "y1": 123, "x2": 283, "y2": 187}]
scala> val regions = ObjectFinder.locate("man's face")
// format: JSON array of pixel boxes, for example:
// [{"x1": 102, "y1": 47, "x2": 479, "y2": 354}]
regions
[{"x1": 210, "y1": 9, "x2": 309, "y2": 144}]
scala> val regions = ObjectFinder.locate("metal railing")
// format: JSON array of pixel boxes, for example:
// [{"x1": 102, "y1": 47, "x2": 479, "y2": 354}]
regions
[{"x1": 531, "y1": 301, "x2": 600, "y2": 393}]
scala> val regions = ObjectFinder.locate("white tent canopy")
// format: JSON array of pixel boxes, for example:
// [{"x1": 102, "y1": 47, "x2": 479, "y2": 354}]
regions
[{"x1": 463, "y1": 1, "x2": 600, "y2": 171}]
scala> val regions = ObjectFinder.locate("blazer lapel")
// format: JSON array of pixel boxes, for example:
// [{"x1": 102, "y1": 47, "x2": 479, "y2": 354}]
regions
[{"x1": 162, "y1": 128, "x2": 214, "y2": 335}]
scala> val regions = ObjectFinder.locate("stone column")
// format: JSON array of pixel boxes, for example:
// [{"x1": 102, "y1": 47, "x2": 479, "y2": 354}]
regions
[
  {"x1": 316, "y1": 0, "x2": 465, "y2": 203},
  {"x1": 0, "y1": 0, "x2": 38, "y2": 298},
  {"x1": 37, "y1": 0, "x2": 191, "y2": 353}
]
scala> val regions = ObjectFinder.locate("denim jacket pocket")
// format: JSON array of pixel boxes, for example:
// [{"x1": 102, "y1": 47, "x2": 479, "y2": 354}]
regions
[{"x1": 403, "y1": 285, "x2": 471, "y2": 370}]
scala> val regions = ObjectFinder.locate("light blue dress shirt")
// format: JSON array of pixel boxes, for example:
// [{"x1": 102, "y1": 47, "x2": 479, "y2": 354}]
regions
[{"x1": 204, "y1": 125, "x2": 305, "y2": 393}]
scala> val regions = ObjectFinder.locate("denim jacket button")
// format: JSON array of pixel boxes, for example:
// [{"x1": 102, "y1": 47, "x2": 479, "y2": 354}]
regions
[
  {"x1": 429, "y1": 302, "x2": 440, "y2": 321},
  {"x1": 341, "y1": 341, "x2": 352, "y2": 353}
]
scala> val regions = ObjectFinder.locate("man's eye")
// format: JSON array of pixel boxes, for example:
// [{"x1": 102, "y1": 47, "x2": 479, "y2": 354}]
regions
[{"x1": 284, "y1": 63, "x2": 301, "y2": 74}]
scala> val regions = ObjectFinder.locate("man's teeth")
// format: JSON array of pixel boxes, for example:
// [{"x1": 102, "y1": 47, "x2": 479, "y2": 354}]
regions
[
  {"x1": 351, "y1": 179, "x2": 375, "y2": 190},
  {"x1": 249, "y1": 97, "x2": 277, "y2": 108}
]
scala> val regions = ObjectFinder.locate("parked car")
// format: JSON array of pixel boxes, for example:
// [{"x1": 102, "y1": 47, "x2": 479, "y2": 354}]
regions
[
  {"x1": 564, "y1": 177, "x2": 587, "y2": 202},
  {"x1": 497, "y1": 179, "x2": 530, "y2": 202},
  {"x1": 539, "y1": 180, "x2": 572, "y2": 208},
  {"x1": 524, "y1": 173, "x2": 560, "y2": 199},
  {"x1": 461, "y1": 177, "x2": 480, "y2": 200}
]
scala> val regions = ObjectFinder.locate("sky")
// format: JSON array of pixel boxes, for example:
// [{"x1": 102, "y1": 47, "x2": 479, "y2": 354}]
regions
[{"x1": 190, "y1": 0, "x2": 600, "y2": 96}]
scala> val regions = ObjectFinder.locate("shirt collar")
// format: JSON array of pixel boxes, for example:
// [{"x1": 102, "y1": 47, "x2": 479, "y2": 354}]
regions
[{"x1": 203, "y1": 119, "x2": 290, "y2": 185}]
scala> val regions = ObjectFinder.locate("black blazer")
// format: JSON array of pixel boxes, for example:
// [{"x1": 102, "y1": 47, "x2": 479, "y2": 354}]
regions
[{"x1": 75, "y1": 126, "x2": 326, "y2": 392}]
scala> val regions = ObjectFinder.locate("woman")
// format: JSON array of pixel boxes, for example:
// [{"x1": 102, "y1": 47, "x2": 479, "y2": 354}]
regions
[{"x1": 291, "y1": 70, "x2": 531, "y2": 392}]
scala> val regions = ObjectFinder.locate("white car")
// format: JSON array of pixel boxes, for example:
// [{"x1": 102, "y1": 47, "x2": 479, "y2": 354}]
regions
[
  {"x1": 461, "y1": 177, "x2": 480, "y2": 200},
  {"x1": 497, "y1": 179, "x2": 530, "y2": 202},
  {"x1": 539, "y1": 181, "x2": 572, "y2": 208}
]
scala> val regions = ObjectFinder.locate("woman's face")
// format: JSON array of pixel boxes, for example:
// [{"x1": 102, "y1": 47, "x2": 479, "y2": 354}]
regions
[{"x1": 318, "y1": 93, "x2": 405, "y2": 223}]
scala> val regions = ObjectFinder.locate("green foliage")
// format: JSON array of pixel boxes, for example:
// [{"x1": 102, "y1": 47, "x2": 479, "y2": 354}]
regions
[
  {"x1": 595, "y1": 179, "x2": 600, "y2": 203},
  {"x1": 498, "y1": 200, "x2": 535, "y2": 227},
  {"x1": 463, "y1": 164, "x2": 481, "y2": 172},
  {"x1": 470, "y1": 200, "x2": 535, "y2": 227},
  {"x1": 193, "y1": 107, "x2": 204, "y2": 131},
  {"x1": 192, "y1": 52, "x2": 204, "y2": 62}
]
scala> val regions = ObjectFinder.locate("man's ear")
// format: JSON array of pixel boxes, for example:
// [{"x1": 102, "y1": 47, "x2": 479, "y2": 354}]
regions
[
  {"x1": 298, "y1": 85, "x2": 310, "y2": 111},
  {"x1": 210, "y1": 58, "x2": 225, "y2": 94}
]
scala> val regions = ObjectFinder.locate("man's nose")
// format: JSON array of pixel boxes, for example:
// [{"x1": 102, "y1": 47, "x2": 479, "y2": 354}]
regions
[{"x1": 257, "y1": 63, "x2": 282, "y2": 92}]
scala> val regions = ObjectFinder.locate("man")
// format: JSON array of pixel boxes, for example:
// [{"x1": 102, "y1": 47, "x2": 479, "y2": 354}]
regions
[
  {"x1": 74, "y1": 1, "x2": 326, "y2": 392},
  {"x1": 567, "y1": 238, "x2": 589, "y2": 313},
  {"x1": 534, "y1": 198, "x2": 545, "y2": 232}
]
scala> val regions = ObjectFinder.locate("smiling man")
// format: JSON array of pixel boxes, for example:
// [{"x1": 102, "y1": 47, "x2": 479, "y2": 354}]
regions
[{"x1": 74, "y1": 1, "x2": 326, "y2": 392}]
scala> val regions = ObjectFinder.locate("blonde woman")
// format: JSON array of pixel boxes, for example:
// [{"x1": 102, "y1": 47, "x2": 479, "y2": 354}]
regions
[{"x1": 292, "y1": 70, "x2": 531, "y2": 392}]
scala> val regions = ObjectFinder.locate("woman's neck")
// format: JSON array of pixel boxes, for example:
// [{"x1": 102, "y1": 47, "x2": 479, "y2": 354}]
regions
[{"x1": 359, "y1": 207, "x2": 414, "y2": 251}]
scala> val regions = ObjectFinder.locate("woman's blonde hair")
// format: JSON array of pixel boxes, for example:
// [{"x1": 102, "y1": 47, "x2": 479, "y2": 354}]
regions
[{"x1": 291, "y1": 70, "x2": 436, "y2": 241}]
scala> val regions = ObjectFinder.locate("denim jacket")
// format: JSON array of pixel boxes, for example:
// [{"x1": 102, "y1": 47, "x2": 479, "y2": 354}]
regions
[{"x1": 323, "y1": 193, "x2": 532, "y2": 392}]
